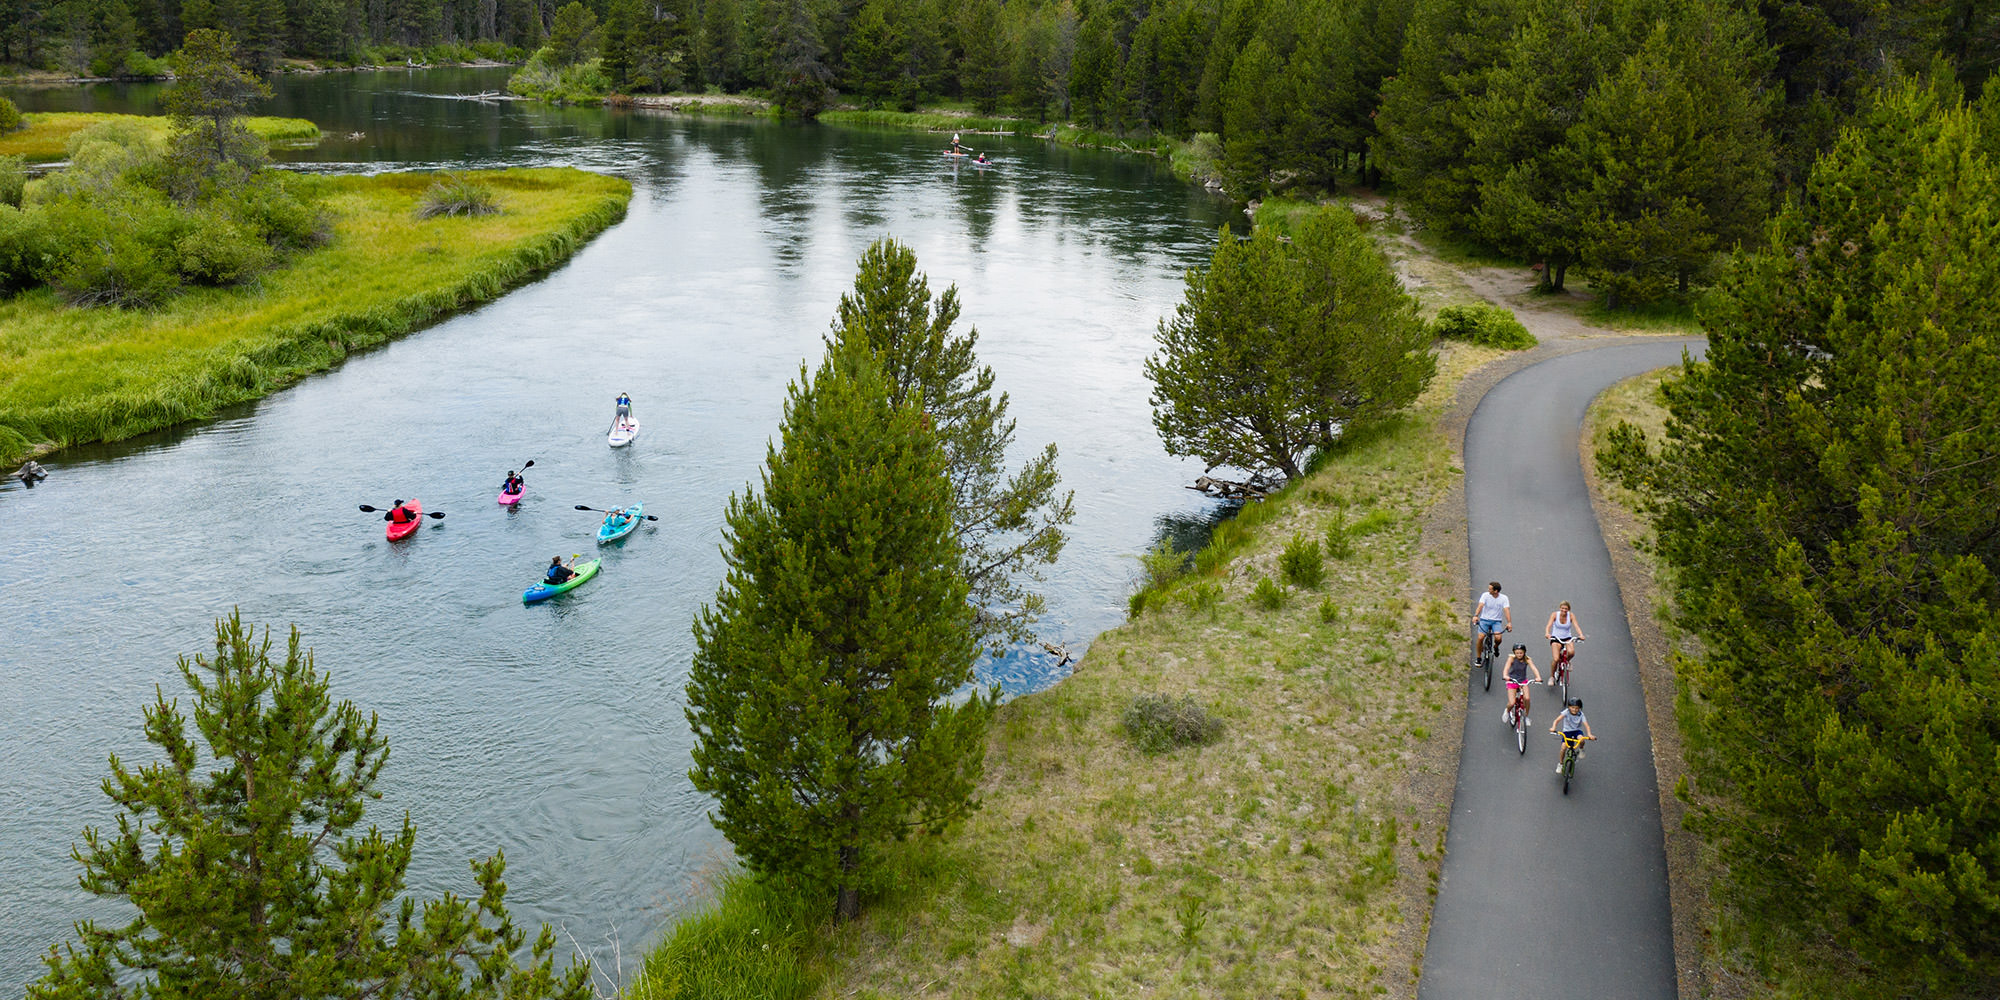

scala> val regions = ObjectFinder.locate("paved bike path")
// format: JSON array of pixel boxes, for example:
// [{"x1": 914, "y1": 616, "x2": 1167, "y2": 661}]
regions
[{"x1": 1419, "y1": 339, "x2": 1703, "y2": 999}]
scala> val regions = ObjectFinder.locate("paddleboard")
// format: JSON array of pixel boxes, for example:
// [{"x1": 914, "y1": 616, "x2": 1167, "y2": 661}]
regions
[
  {"x1": 522, "y1": 559, "x2": 600, "y2": 603},
  {"x1": 608, "y1": 419, "x2": 640, "y2": 448},
  {"x1": 597, "y1": 502, "x2": 645, "y2": 544},
  {"x1": 385, "y1": 499, "x2": 423, "y2": 541}
]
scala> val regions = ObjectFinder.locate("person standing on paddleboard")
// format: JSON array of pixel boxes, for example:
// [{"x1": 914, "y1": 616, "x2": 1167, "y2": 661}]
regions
[{"x1": 612, "y1": 393, "x2": 633, "y2": 431}]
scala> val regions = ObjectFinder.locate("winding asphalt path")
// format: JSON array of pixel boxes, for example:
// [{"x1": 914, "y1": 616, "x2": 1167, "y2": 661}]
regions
[{"x1": 1419, "y1": 338, "x2": 1704, "y2": 998}]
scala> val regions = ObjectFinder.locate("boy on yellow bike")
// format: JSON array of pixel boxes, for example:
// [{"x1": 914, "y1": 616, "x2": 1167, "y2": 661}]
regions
[{"x1": 1549, "y1": 697, "x2": 1595, "y2": 772}]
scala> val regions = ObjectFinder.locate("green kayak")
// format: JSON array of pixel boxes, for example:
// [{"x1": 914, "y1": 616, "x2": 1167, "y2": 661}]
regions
[{"x1": 523, "y1": 559, "x2": 600, "y2": 603}]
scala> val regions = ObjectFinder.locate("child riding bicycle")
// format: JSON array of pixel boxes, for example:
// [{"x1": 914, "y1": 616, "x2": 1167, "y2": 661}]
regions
[
  {"x1": 1502, "y1": 644, "x2": 1540, "y2": 725},
  {"x1": 1549, "y1": 697, "x2": 1595, "y2": 772}
]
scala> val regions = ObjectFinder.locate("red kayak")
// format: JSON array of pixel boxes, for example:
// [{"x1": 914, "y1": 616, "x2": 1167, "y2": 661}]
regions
[{"x1": 385, "y1": 499, "x2": 423, "y2": 540}]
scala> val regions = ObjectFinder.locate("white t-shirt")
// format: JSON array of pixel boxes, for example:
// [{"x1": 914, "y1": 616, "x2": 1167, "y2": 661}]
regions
[
  {"x1": 1557, "y1": 710, "x2": 1589, "y2": 735},
  {"x1": 1477, "y1": 592, "x2": 1510, "y2": 621}
]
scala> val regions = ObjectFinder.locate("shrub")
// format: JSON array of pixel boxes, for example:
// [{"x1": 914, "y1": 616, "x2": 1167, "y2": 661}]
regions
[
  {"x1": 232, "y1": 174, "x2": 331, "y2": 250},
  {"x1": 1128, "y1": 589, "x2": 1150, "y2": 618},
  {"x1": 1139, "y1": 538, "x2": 1190, "y2": 590},
  {"x1": 178, "y1": 210, "x2": 274, "y2": 285},
  {"x1": 1430, "y1": 303, "x2": 1536, "y2": 349},
  {"x1": 1251, "y1": 577, "x2": 1285, "y2": 610},
  {"x1": 0, "y1": 204, "x2": 43, "y2": 290},
  {"x1": 1324, "y1": 509, "x2": 1354, "y2": 560},
  {"x1": 1318, "y1": 597, "x2": 1339, "y2": 623},
  {"x1": 1177, "y1": 580, "x2": 1222, "y2": 614},
  {"x1": 1279, "y1": 532, "x2": 1324, "y2": 588},
  {"x1": 0, "y1": 96, "x2": 20, "y2": 134},
  {"x1": 0, "y1": 154, "x2": 24, "y2": 207},
  {"x1": 1123, "y1": 694, "x2": 1225, "y2": 754},
  {"x1": 51, "y1": 226, "x2": 179, "y2": 307},
  {"x1": 416, "y1": 173, "x2": 501, "y2": 219}
]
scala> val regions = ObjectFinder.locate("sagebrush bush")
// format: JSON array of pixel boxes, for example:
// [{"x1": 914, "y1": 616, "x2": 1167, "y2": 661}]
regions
[
  {"x1": 1430, "y1": 303, "x2": 1536, "y2": 349},
  {"x1": 416, "y1": 174, "x2": 501, "y2": 219},
  {"x1": 1123, "y1": 694, "x2": 1225, "y2": 754},
  {"x1": 1251, "y1": 576, "x2": 1285, "y2": 610},
  {"x1": 178, "y1": 211, "x2": 274, "y2": 285},
  {"x1": 1279, "y1": 532, "x2": 1324, "y2": 588},
  {"x1": 0, "y1": 155, "x2": 25, "y2": 207}
]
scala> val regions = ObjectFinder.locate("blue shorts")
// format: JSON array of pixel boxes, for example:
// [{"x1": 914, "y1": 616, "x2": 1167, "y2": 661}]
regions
[{"x1": 1478, "y1": 619, "x2": 1506, "y2": 635}]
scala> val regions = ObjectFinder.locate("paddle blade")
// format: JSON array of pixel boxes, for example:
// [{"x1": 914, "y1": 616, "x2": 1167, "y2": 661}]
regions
[
  {"x1": 645, "y1": 515, "x2": 659, "y2": 520},
  {"x1": 574, "y1": 505, "x2": 594, "y2": 511},
  {"x1": 523, "y1": 460, "x2": 535, "y2": 469},
  {"x1": 429, "y1": 511, "x2": 446, "y2": 518},
  {"x1": 359, "y1": 504, "x2": 378, "y2": 512}
]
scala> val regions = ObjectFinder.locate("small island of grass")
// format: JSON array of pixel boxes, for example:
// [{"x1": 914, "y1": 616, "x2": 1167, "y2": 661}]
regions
[
  {"x1": 0, "y1": 167, "x2": 631, "y2": 466},
  {"x1": 0, "y1": 112, "x2": 323, "y2": 161}
]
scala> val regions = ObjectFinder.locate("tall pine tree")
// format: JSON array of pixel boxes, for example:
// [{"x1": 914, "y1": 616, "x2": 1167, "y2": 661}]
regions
[{"x1": 686, "y1": 338, "x2": 992, "y2": 922}]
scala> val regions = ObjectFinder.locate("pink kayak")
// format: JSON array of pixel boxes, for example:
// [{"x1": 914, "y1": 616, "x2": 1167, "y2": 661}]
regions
[{"x1": 498, "y1": 487, "x2": 523, "y2": 505}]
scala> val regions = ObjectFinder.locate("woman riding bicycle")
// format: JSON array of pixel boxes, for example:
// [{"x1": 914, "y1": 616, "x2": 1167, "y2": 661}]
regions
[
  {"x1": 1502, "y1": 643, "x2": 1540, "y2": 726},
  {"x1": 1549, "y1": 697, "x2": 1595, "y2": 772},
  {"x1": 1545, "y1": 601, "x2": 1586, "y2": 686}
]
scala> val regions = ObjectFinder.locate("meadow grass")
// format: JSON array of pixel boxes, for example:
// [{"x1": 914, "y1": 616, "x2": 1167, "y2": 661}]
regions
[
  {"x1": 816, "y1": 109, "x2": 1029, "y2": 133},
  {"x1": 629, "y1": 339, "x2": 1505, "y2": 1000},
  {"x1": 0, "y1": 112, "x2": 323, "y2": 160},
  {"x1": 0, "y1": 167, "x2": 630, "y2": 465}
]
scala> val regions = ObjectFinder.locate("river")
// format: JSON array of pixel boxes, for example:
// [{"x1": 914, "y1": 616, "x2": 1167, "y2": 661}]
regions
[{"x1": 0, "y1": 67, "x2": 1236, "y2": 993}]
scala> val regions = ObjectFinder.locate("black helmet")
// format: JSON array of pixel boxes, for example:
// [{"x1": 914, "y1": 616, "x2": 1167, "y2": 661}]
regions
[
  {"x1": 393, "y1": 499, "x2": 404, "y2": 506},
  {"x1": 1568, "y1": 697, "x2": 1583, "y2": 708},
  {"x1": 1511, "y1": 643, "x2": 1527, "y2": 652}
]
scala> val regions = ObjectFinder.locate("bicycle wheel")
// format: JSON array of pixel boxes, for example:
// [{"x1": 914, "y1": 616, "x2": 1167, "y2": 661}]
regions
[
  {"x1": 1482, "y1": 639, "x2": 1493, "y2": 691},
  {"x1": 1516, "y1": 713, "x2": 1526, "y2": 754},
  {"x1": 1561, "y1": 746, "x2": 1575, "y2": 794}
]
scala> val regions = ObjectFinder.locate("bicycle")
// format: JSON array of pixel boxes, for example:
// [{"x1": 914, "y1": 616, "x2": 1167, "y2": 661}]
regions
[
  {"x1": 1547, "y1": 635, "x2": 1582, "y2": 700},
  {"x1": 1505, "y1": 684, "x2": 1533, "y2": 754},
  {"x1": 1553, "y1": 731, "x2": 1596, "y2": 794},
  {"x1": 1473, "y1": 623, "x2": 1506, "y2": 692}
]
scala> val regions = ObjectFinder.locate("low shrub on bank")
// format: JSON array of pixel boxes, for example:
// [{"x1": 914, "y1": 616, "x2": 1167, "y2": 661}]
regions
[
  {"x1": 1122, "y1": 694, "x2": 1225, "y2": 754},
  {"x1": 1430, "y1": 303, "x2": 1536, "y2": 349},
  {"x1": 1279, "y1": 531, "x2": 1324, "y2": 588},
  {"x1": 0, "y1": 96, "x2": 21, "y2": 134},
  {"x1": 507, "y1": 54, "x2": 611, "y2": 104},
  {"x1": 0, "y1": 155, "x2": 24, "y2": 206},
  {"x1": 416, "y1": 174, "x2": 501, "y2": 218}
]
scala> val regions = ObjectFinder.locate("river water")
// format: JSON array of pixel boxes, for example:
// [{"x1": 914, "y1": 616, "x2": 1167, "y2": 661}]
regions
[{"x1": 0, "y1": 68, "x2": 1235, "y2": 993}]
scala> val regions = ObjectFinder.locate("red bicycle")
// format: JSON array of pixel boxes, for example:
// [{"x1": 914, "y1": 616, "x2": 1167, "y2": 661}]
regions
[
  {"x1": 1504, "y1": 682, "x2": 1532, "y2": 754},
  {"x1": 1547, "y1": 635, "x2": 1583, "y2": 701}
]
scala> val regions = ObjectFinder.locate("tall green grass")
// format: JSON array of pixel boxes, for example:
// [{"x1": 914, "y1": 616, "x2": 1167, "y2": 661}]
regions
[
  {"x1": 0, "y1": 167, "x2": 630, "y2": 465},
  {"x1": 0, "y1": 112, "x2": 322, "y2": 161},
  {"x1": 627, "y1": 871, "x2": 826, "y2": 1000},
  {"x1": 817, "y1": 109, "x2": 1028, "y2": 133}
]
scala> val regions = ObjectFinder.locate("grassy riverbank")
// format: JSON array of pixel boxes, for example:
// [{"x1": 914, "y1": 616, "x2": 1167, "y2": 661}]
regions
[
  {"x1": 0, "y1": 112, "x2": 322, "y2": 160},
  {"x1": 0, "y1": 167, "x2": 629, "y2": 466},
  {"x1": 630, "y1": 332, "x2": 1507, "y2": 999}
]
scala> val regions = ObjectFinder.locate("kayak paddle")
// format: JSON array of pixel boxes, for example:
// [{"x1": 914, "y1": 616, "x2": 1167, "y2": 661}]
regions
[
  {"x1": 359, "y1": 504, "x2": 446, "y2": 518},
  {"x1": 573, "y1": 504, "x2": 659, "y2": 521}
]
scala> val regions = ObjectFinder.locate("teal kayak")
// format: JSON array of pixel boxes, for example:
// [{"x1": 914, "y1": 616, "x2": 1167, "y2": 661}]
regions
[
  {"x1": 597, "y1": 502, "x2": 644, "y2": 544},
  {"x1": 523, "y1": 559, "x2": 600, "y2": 603}
]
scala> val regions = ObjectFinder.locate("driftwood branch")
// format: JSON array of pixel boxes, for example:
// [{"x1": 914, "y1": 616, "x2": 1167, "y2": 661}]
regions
[{"x1": 1186, "y1": 475, "x2": 1272, "y2": 500}]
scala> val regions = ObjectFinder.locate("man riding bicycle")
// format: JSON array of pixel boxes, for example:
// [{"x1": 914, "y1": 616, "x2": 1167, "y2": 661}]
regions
[
  {"x1": 1550, "y1": 697, "x2": 1595, "y2": 772},
  {"x1": 1471, "y1": 581, "x2": 1511, "y2": 667},
  {"x1": 1502, "y1": 644, "x2": 1540, "y2": 725},
  {"x1": 1545, "y1": 601, "x2": 1586, "y2": 685}
]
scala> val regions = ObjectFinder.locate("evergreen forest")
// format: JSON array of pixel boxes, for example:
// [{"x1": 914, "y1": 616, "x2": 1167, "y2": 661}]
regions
[{"x1": 10, "y1": 0, "x2": 2000, "y2": 302}]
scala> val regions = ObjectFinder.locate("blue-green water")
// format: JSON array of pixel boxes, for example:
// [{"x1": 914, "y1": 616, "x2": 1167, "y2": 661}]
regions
[{"x1": 0, "y1": 68, "x2": 1235, "y2": 992}]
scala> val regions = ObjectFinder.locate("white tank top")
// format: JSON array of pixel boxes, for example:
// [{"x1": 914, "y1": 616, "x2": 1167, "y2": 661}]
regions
[{"x1": 1550, "y1": 609, "x2": 1575, "y2": 639}]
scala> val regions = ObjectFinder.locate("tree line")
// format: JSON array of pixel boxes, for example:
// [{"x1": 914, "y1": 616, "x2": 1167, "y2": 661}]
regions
[
  {"x1": 1603, "y1": 76, "x2": 2000, "y2": 999},
  {"x1": 13, "y1": 0, "x2": 2000, "y2": 303}
]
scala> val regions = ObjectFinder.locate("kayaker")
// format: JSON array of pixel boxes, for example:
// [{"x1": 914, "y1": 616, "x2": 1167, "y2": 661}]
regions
[
  {"x1": 502, "y1": 471, "x2": 524, "y2": 495},
  {"x1": 385, "y1": 500, "x2": 418, "y2": 524},
  {"x1": 606, "y1": 507, "x2": 630, "y2": 527},
  {"x1": 546, "y1": 556, "x2": 577, "y2": 585}
]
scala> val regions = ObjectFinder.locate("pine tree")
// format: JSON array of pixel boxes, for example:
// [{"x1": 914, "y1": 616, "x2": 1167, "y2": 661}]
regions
[
  {"x1": 695, "y1": 0, "x2": 744, "y2": 90},
  {"x1": 686, "y1": 339, "x2": 992, "y2": 922},
  {"x1": 1601, "y1": 78, "x2": 2000, "y2": 992},
  {"x1": 827, "y1": 238, "x2": 1074, "y2": 649},
  {"x1": 162, "y1": 29, "x2": 270, "y2": 201},
  {"x1": 1148, "y1": 209, "x2": 1433, "y2": 484},
  {"x1": 1220, "y1": 35, "x2": 1283, "y2": 196},
  {"x1": 30, "y1": 614, "x2": 592, "y2": 1000},
  {"x1": 543, "y1": 0, "x2": 595, "y2": 65},
  {"x1": 1370, "y1": 0, "x2": 1519, "y2": 235},
  {"x1": 767, "y1": 0, "x2": 830, "y2": 116}
]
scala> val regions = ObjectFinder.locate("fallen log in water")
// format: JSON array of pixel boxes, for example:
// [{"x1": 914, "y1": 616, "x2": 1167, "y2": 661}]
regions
[{"x1": 1186, "y1": 475, "x2": 1272, "y2": 500}]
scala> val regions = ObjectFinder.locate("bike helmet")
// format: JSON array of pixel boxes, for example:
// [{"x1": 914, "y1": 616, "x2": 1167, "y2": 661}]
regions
[
  {"x1": 1511, "y1": 643, "x2": 1527, "y2": 652},
  {"x1": 1568, "y1": 697, "x2": 1583, "y2": 708}
]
